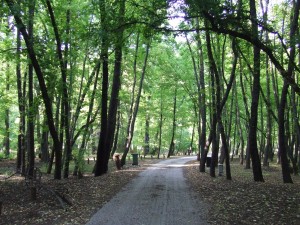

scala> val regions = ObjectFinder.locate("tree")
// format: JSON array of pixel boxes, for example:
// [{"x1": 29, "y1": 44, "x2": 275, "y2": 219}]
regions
[
  {"x1": 247, "y1": 0, "x2": 264, "y2": 182},
  {"x1": 121, "y1": 39, "x2": 151, "y2": 166},
  {"x1": 6, "y1": 0, "x2": 62, "y2": 179},
  {"x1": 277, "y1": 0, "x2": 300, "y2": 183}
]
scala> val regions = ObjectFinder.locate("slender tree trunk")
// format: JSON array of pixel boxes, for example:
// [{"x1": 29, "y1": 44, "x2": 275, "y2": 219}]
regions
[
  {"x1": 27, "y1": 0, "x2": 36, "y2": 182},
  {"x1": 199, "y1": 37, "x2": 237, "y2": 172},
  {"x1": 45, "y1": 0, "x2": 72, "y2": 179},
  {"x1": 248, "y1": 0, "x2": 264, "y2": 182},
  {"x1": 4, "y1": 64, "x2": 10, "y2": 158},
  {"x1": 121, "y1": 42, "x2": 150, "y2": 166},
  {"x1": 167, "y1": 87, "x2": 177, "y2": 158},
  {"x1": 157, "y1": 92, "x2": 163, "y2": 159},
  {"x1": 111, "y1": 108, "x2": 121, "y2": 157},
  {"x1": 144, "y1": 111, "x2": 150, "y2": 156},
  {"x1": 40, "y1": 118, "x2": 49, "y2": 163},
  {"x1": 6, "y1": 0, "x2": 62, "y2": 179},
  {"x1": 205, "y1": 29, "x2": 218, "y2": 177},
  {"x1": 278, "y1": 0, "x2": 300, "y2": 183},
  {"x1": 278, "y1": 82, "x2": 293, "y2": 183},
  {"x1": 76, "y1": 62, "x2": 100, "y2": 178},
  {"x1": 16, "y1": 20, "x2": 25, "y2": 172},
  {"x1": 62, "y1": 2, "x2": 72, "y2": 178}
]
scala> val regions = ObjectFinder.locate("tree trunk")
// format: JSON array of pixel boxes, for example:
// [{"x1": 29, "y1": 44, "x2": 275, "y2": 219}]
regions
[
  {"x1": 205, "y1": 28, "x2": 218, "y2": 177},
  {"x1": 111, "y1": 108, "x2": 121, "y2": 157},
  {"x1": 27, "y1": 0, "x2": 36, "y2": 182},
  {"x1": 278, "y1": 81, "x2": 293, "y2": 183},
  {"x1": 96, "y1": 0, "x2": 126, "y2": 174},
  {"x1": 4, "y1": 64, "x2": 10, "y2": 158},
  {"x1": 144, "y1": 111, "x2": 150, "y2": 156},
  {"x1": 104, "y1": 0, "x2": 126, "y2": 171},
  {"x1": 16, "y1": 21, "x2": 25, "y2": 173},
  {"x1": 248, "y1": 0, "x2": 264, "y2": 182},
  {"x1": 167, "y1": 87, "x2": 177, "y2": 158},
  {"x1": 76, "y1": 62, "x2": 100, "y2": 178},
  {"x1": 157, "y1": 105, "x2": 163, "y2": 159},
  {"x1": 40, "y1": 119, "x2": 49, "y2": 163},
  {"x1": 277, "y1": 0, "x2": 300, "y2": 183},
  {"x1": 6, "y1": 0, "x2": 62, "y2": 179},
  {"x1": 121, "y1": 41, "x2": 150, "y2": 166}
]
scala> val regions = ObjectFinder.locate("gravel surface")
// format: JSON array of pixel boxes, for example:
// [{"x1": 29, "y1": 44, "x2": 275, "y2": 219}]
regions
[{"x1": 86, "y1": 156, "x2": 209, "y2": 225}]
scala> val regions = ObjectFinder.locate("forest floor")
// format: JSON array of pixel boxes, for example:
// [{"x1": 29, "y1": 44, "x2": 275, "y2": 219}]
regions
[
  {"x1": 0, "y1": 157, "x2": 300, "y2": 225},
  {"x1": 184, "y1": 159, "x2": 300, "y2": 225}
]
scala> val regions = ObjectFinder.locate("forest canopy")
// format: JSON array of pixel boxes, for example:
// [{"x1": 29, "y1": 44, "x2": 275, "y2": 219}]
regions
[{"x1": 0, "y1": 0, "x2": 299, "y2": 183}]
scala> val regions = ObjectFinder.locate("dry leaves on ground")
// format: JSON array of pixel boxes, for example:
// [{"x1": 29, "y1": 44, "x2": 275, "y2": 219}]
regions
[
  {"x1": 0, "y1": 158, "x2": 161, "y2": 225},
  {"x1": 1, "y1": 157, "x2": 300, "y2": 225},
  {"x1": 184, "y1": 160, "x2": 300, "y2": 225}
]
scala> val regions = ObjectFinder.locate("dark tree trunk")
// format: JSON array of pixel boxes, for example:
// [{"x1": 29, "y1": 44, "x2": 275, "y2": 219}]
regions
[
  {"x1": 4, "y1": 66, "x2": 10, "y2": 158},
  {"x1": 104, "y1": 4, "x2": 125, "y2": 171},
  {"x1": 97, "y1": 0, "x2": 126, "y2": 174},
  {"x1": 111, "y1": 108, "x2": 121, "y2": 158},
  {"x1": 219, "y1": 121, "x2": 232, "y2": 180},
  {"x1": 277, "y1": 0, "x2": 300, "y2": 183},
  {"x1": 62, "y1": 3, "x2": 72, "y2": 179},
  {"x1": 248, "y1": 0, "x2": 264, "y2": 182},
  {"x1": 95, "y1": 51, "x2": 109, "y2": 176},
  {"x1": 6, "y1": 0, "x2": 62, "y2": 179},
  {"x1": 144, "y1": 112, "x2": 150, "y2": 156},
  {"x1": 27, "y1": 0, "x2": 36, "y2": 181},
  {"x1": 16, "y1": 22, "x2": 25, "y2": 172},
  {"x1": 196, "y1": 20, "x2": 207, "y2": 165},
  {"x1": 40, "y1": 119, "x2": 49, "y2": 163},
  {"x1": 45, "y1": 0, "x2": 71, "y2": 179},
  {"x1": 167, "y1": 87, "x2": 177, "y2": 158},
  {"x1": 186, "y1": 20, "x2": 206, "y2": 161},
  {"x1": 278, "y1": 82, "x2": 293, "y2": 183},
  {"x1": 95, "y1": 0, "x2": 109, "y2": 176},
  {"x1": 157, "y1": 106, "x2": 163, "y2": 159}
]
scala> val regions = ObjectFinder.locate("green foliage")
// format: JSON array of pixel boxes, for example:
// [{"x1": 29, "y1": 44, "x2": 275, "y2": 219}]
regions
[{"x1": 0, "y1": 0, "x2": 299, "y2": 173}]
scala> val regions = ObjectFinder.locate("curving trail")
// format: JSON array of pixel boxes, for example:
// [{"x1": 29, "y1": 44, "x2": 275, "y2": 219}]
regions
[{"x1": 86, "y1": 156, "x2": 209, "y2": 225}]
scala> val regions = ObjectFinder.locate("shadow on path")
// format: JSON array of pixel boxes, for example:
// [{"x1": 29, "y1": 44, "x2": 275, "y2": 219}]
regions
[{"x1": 86, "y1": 156, "x2": 209, "y2": 225}]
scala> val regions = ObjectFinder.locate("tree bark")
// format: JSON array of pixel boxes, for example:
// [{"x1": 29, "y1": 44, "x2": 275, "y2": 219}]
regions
[
  {"x1": 16, "y1": 19, "x2": 25, "y2": 173},
  {"x1": 167, "y1": 87, "x2": 177, "y2": 158},
  {"x1": 5, "y1": 0, "x2": 62, "y2": 179},
  {"x1": 4, "y1": 64, "x2": 10, "y2": 158},
  {"x1": 95, "y1": 0, "x2": 109, "y2": 176},
  {"x1": 277, "y1": 0, "x2": 300, "y2": 183},
  {"x1": 248, "y1": 0, "x2": 264, "y2": 182},
  {"x1": 121, "y1": 41, "x2": 150, "y2": 166},
  {"x1": 27, "y1": 0, "x2": 36, "y2": 181}
]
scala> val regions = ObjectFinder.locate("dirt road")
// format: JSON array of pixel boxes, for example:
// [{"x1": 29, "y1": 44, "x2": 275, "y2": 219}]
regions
[{"x1": 86, "y1": 156, "x2": 209, "y2": 225}]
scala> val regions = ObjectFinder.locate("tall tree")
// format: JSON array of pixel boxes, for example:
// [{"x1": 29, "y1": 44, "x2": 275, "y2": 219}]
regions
[
  {"x1": 5, "y1": 0, "x2": 62, "y2": 179},
  {"x1": 247, "y1": 0, "x2": 264, "y2": 182},
  {"x1": 27, "y1": 0, "x2": 36, "y2": 182},
  {"x1": 277, "y1": 0, "x2": 300, "y2": 183},
  {"x1": 16, "y1": 7, "x2": 26, "y2": 172},
  {"x1": 167, "y1": 86, "x2": 177, "y2": 158},
  {"x1": 121, "y1": 40, "x2": 151, "y2": 166},
  {"x1": 95, "y1": 0, "x2": 110, "y2": 176}
]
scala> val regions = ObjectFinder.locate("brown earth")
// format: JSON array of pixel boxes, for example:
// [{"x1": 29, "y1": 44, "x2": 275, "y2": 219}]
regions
[{"x1": 1, "y1": 157, "x2": 300, "y2": 225}]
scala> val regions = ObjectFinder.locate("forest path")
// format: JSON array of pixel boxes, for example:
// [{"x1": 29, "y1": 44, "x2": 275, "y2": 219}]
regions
[{"x1": 86, "y1": 156, "x2": 209, "y2": 225}]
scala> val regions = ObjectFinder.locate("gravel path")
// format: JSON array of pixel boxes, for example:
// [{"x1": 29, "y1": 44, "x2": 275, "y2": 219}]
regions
[{"x1": 86, "y1": 156, "x2": 209, "y2": 225}]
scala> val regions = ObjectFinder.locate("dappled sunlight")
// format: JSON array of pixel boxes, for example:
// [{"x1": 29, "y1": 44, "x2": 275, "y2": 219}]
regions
[{"x1": 148, "y1": 163, "x2": 196, "y2": 169}]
